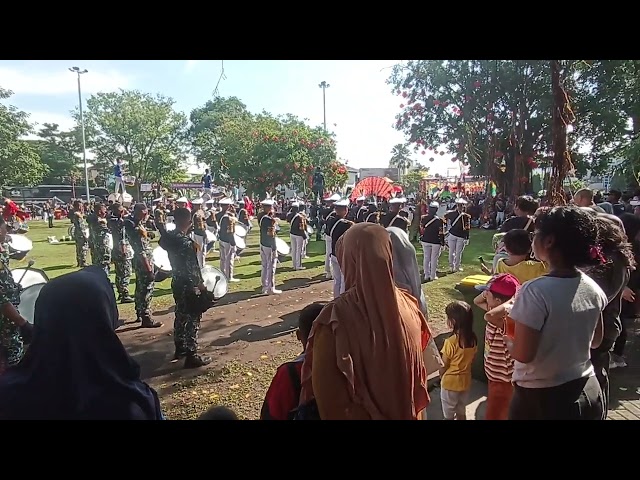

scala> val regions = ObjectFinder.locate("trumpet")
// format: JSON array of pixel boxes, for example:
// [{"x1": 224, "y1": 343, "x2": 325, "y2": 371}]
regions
[{"x1": 227, "y1": 214, "x2": 236, "y2": 233}]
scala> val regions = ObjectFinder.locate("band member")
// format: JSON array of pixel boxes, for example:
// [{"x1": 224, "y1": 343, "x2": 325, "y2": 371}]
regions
[
  {"x1": 388, "y1": 202, "x2": 411, "y2": 232},
  {"x1": 86, "y1": 204, "x2": 99, "y2": 263},
  {"x1": 288, "y1": 202, "x2": 308, "y2": 270},
  {"x1": 154, "y1": 201, "x2": 167, "y2": 236},
  {"x1": 191, "y1": 198, "x2": 207, "y2": 268},
  {"x1": 420, "y1": 201, "x2": 445, "y2": 282},
  {"x1": 321, "y1": 195, "x2": 339, "y2": 279},
  {"x1": 113, "y1": 159, "x2": 126, "y2": 195},
  {"x1": 236, "y1": 201, "x2": 250, "y2": 229},
  {"x1": 176, "y1": 197, "x2": 189, "y2": 211},
  {"x1": 216, "y1": 198, "x2": 238, "y2": 282},
  {"x1": 348, "y1": 195, "x2": 366, "y2": 222},
  {"x1": 124, "y1": 203, "x2": 162, "y2": 328},
  {"x1": 92, "y1": 203, "x2": 112, "y2": 276},
  {"x1": 1, "y1": 198, "x2": 27, "y2": 232},
  {"x1": 0, "y1": 216, "x2": 32, "y2": 374},
  {"x1": 327, "y1": 199, "x2": 353, "y2": 298},
  {"x1": 71, "y1": 200, "x2": 89, "y2": 267},
  {"x1": 108, "y1": 203, "x2": 134, "y2": 303},
  {"x1": 355, "y1": 196, "x2": 368, "y2": 223},
  {"x1": 381, "y1": 197, "x2": 406, "y2": 228},
  {"x1": 205, "y1": 205, "x2": 219, "y2": 253},
  {"x1": 159, "y1": 207, "x2": 212, "y2": 369},
  {"x1": 365, "y1": 200, "x2": 381, "y2": 223},
  {"x1": 445, "y1": 198, "x2": 471, "y2": 273},
  {"x1": 259, "y1": 199, "x2": 281, "y2": 295}
]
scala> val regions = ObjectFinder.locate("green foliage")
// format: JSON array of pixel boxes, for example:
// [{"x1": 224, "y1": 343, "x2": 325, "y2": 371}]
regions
[
  {"x1": 191, "y1": 97, "x2": 347, "y2": 196},
  {"x1": 80, "y1": 90, "x2": 191, "y2": 187},
  {"x1": 400, "y1": 168, "x2": 428, "y2": 196},
  {"x1": 27, "y1": 123, "x2": 83, "y2": 184},
  {"x1": 389, "y1": 143, "x2": 413, "y2": 171},
  {"x1": 0, "y1": 87, "x2": 47, "y2": 187}
]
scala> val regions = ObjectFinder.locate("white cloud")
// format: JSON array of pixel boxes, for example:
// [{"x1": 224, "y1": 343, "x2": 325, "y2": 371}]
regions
[
  {"x1": 0, "y1": 65, "x2": 132, "y2": 96},
  {"x1": 24, "y1": 111, "x2": 76, "y2": 135},
  {"x1": 183, "y1": 60, "x2": 201, "y2": 73}
]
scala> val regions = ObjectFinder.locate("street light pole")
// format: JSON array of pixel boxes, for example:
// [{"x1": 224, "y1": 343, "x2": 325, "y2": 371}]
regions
[
  {"x1": 69, "y1": 66, "x2": 90, "y2": 203},
  {"x1": 318, "y1": 81, "x2": 330, "y2": 132}
]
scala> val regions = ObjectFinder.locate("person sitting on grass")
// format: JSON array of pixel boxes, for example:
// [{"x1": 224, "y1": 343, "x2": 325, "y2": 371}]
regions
[
  {"x1": 473, "y1": 273, "x2": 520, "y2": 420},
  {"x1": 480, "y1": 229, "x2": 548, "y2": 284},
  {"x1": 260, "y1": 302, "x2": 326, "y2": 420}
]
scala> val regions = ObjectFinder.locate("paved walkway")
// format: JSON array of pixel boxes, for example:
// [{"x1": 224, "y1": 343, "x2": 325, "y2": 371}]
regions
[{"x1": 426, "y1": 318, "x2": 640, "y2": 420}]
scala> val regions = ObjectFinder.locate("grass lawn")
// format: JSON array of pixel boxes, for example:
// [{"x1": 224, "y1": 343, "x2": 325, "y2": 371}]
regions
[{"x1": 11, "y1": 220, "x2": 495, "y2": 327}]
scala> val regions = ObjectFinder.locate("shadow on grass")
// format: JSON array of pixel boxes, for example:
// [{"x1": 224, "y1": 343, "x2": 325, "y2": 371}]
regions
[
  {"x1": 209, "y1": 310, "x2": 302, "y2": 346},
  {"x1": 42, "y1": 264, "x2": 73, "y2": 272}
]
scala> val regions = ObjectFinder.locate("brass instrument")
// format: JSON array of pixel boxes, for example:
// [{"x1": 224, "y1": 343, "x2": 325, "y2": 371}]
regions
[
  {"x1": 266, "y1": 211, "x2": 276, "y2": 237},
  {"x1": 462, "y1": 213, "x2": 471, "y2": 231},
  {"x1": 226, "y1": 214, "x2": 237, "y2": 233},
  {"x1": 300, "y1": 212, "x2": 307, "y2": 233},
  {"x1": 193, "y1": 211, "x2": 205, "y2": 231}
]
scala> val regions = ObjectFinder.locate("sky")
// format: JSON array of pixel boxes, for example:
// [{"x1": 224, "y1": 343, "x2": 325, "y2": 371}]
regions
[{"x1": 0, "y1": 60, "x2": 459, "y2": 176}]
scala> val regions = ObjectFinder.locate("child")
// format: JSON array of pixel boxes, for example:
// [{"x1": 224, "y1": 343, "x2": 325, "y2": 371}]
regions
[
  {"x1": 473, "y1": 273, "x2": 520, "y2": 420},
  {"x1": 439, "y1": 301, "x2": 478, "y2": 420},
  {"x1": 260, "y1": 302, "x2": 326, "y2": 420},
  {"x1": 480, "y1": 229, "x2": 547, "y2": 283}
]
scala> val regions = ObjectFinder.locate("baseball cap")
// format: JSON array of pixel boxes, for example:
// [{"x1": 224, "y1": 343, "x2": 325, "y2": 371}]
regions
[{"x1": 474, "y1": 273, "x2": 520, "y2": 297}]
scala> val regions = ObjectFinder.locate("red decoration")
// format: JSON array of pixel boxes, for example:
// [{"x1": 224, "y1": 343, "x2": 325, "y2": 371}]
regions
[
  {"x1": 421, "y1": 150, "x2": 426, "y2": 155},
  {"x1": 495, "y1": 151, "x2": 503, "y2": 158},
  {"x1": 451, "y1": 157, "x2": 457, "y2": 162},
  {"x1": 402, "y1": 91, "x2": 408, "y2": 98},
  {"x1": 429, "y1": 157, "x2": 435, "y2": 162},
  {"x1": 428, "y1": 146, "x2": 433, "y2": 151},
  {"x1": 399, "y1": 103, "x2": 405, "y2": 108},
  {"x1": 474, "y1": 81, "x2": 481, "y2": 88},
  {"x1": 434, "y1": 100, "x2": 441, "y2": 106},
  {"x1": 439, "y1": 151, "x2": 445, "y2": 156},
  {"x1": 530, "y1": 161, "x2": 539, "y2": 169}
]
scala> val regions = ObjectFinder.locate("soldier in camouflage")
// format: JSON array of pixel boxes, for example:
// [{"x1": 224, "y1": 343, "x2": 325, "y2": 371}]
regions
[
  {"x1": 124, "y1": 203, "x2": 162, "y2": 328},
  {"x1": 71, "y1": 200, "x2": 89, "y2": 267},
  {"x1": 159, "y1": 207, "x2": 212, "y2": 369},
  {"x1": 92, "y1": 203, "x2": 112, "y2": 276},
  {"x1": 86, "y1": 203, "x2": 99, "y2": 264},
  {"x1": 108, "y1": 203, "x2": 134, "y2": 303},
  {"x1": 0, "y1": 217, "x2": 32, "y2": 374}
]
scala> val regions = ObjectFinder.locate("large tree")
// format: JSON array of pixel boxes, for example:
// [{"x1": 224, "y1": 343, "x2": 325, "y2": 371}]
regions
[
  {"x1": 0, "y1": 87, "x2": 46, "y2": 187},
  {"x1": 387, "y1": 60, "x2": 583, "y2": 197},
  {"x1": 389, "y1": 143, "x2": 413, "y2": 177},
  {"x1": 81, "y1": 90, "x2": 191, "y2": 194},
  {"x1": 27, "y1": 123, "x2": 83, "y2": 184}
]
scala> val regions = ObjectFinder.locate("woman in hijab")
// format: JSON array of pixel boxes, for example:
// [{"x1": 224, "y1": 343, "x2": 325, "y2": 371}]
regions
[
  {"x1": 0, "y1": 266, "x2": 164, "y2": 420},
  {"x1": 299, "y1": 223, "x2": 430, "y2": 420},
  {"x1": 387, "y1": 226, "x2": 444, "y2": 418}
]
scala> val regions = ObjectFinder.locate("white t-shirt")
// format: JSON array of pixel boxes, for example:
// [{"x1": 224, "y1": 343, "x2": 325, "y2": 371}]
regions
[{"x1": 509, "y1": 272, "x2": 607, "y2": 388}]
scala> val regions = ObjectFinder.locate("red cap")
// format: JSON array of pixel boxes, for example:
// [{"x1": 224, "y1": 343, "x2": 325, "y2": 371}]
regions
[{"x1": 486, "y1": 273, "x2": 520, "y2": 297}]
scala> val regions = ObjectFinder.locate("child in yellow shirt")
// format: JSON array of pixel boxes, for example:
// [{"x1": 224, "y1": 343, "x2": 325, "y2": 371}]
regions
[
  {"x1": 439, "y1": 301, "x2": 478, "y2": 420},
  {"x1": 481, "y1": 229, "x2": 547, "y2": 284}
]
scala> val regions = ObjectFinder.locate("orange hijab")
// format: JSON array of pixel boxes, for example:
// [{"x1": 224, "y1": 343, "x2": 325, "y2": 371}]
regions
[{"x1": 300, "y1": 223, "x2": 429, "y2": 419}]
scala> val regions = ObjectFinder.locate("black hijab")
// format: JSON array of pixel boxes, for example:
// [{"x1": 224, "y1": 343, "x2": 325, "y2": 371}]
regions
[{"x1": 0, "y1": 266, "x2": 163, "y2": 420}]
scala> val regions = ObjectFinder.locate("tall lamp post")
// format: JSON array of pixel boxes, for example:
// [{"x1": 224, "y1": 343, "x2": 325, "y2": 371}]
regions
[
  {"x1": 69, "y1": 66, "x2": 90, "y2": 203},
  {"x1": 318, "y1": 81, "x2": 330, "y2": 132}
]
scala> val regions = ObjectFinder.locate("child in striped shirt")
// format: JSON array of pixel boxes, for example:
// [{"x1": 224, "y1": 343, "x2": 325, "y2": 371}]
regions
[{"x1": 473, "y1": 273, "x2": 520, "y2": 420}]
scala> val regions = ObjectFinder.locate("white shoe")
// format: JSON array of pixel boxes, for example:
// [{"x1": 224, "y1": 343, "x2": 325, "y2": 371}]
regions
[
  {"x1": 269, "y1": 289, "x2": 282, "y2": 295},
  {"x1": 296, "y1": 267, "x2": 306, "y2": 271},
  {"x1": 229, "y1": 278, "x2": 240, "y2": 283}
]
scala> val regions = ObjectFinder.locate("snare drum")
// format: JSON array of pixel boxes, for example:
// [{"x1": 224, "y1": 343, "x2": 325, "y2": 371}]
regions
[
  {"x1": 152, "y1": 246, "x2": 172, "y2": 282},
  {"x1": 234, "y1": 224, "x2": 248, "y2": 238},
  {"x1": 201, "y1": 265, "x2": 229, "y2": 299},
  {"x1": 205, "y1": 230, "x2": 216, "y2": 250},
  {"x1": 234, "y1": 235, "x2": 246, "y2": 254},
  {"x1": 305, "y1": 225, "x2": 314, "y2": 236},
  {"x1": 275, "y1": 237, "x2": 290, "y2": 263},
  {"x1": 7, "y1": 234, "x2": 33, "y2": 261},
  {"x1": 19, "y1": 283, "x2": 47, "y2": 324},
  {"x1": 12, "y1": 268, "x2": 49, "y2": 289}
]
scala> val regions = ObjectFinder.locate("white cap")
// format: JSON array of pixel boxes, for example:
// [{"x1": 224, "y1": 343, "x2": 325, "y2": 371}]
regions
[
  {"x1": 329, "y1": 193, "x2": 341, "y2": 202},
  {"x1": 153, "y1": 197, "x2": 164, "y2": 203},
  {"x1": 389, "y1": 197, "x2": 406, "y2": 204},
  {"x1": 334, "y1": 199, "x2": 349, "y2": 207},
  {"x1": 177, "y1": 197, "x2": 188, "y2": 203},
  {"x1": 356, "y1": 195, "x2": 366, "y2": 201},
  {"x1": 455, "y1": 198, "x2": 468, "y2": 205},
  {"x1": 191, "y1": 198, "x2": 204, "y2": 205},
  {"x1": 429, "y1": 201, "x2": 439, "y2": 208},
  {"x1": 205, "y1": 199, "x2": 215, "y2": 204},
  {"x1": 219, "y1": 197, "x2": 234, "y2": 205},
  {"x1": 261, "y1": 199, "x2": 275, "y2": 206},
  {"x1": 291, "y1": 201, "x2": 301, "y2": 207}
]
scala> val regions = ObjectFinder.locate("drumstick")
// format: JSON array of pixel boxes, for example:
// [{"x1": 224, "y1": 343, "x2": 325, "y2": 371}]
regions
[
  {"x1": 212, "y1": 276, "x2": 221, "y2": 299},
  {"x1": 18, "y1": 260, "x2": 35, "y2": 285}
]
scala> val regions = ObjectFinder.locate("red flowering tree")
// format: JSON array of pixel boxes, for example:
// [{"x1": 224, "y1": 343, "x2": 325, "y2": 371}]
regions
[{"x1": 386, "y1": 60, "x2": 583, "y2": 197}]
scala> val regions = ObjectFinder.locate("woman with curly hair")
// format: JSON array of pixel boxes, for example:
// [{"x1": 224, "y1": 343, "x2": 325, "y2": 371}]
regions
[{"x1": 506, "y1": 206, "x2": 608, "y2": 420}]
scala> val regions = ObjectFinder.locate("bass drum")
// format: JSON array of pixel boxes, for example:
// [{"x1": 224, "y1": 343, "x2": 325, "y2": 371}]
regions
[
  {"x1": 19, "y1": 283, "x2": 47, "y2": 324},
  {"x1": 205, "y1": 229, "x2": 217, "y2": 251},
  {"x1": 305, "y1": 224, "x2": 314, "y2": 236},
  {"x1": 152, "y1": 246, "x2": 172, "y2": 282},
  {"x1": 201, "y1": 265, "x2": 228, "y2": 299},
  {"x1": 234, "y1": 224, "x2": 248, "y2": 238},
  {"x1": 12, "y1": 268, "x2": 49, "y2": 289},
  {"x1": 7, "y1": 234, "x2": 33, "y2": 261},
  {"x1": 234, "y1": 235, "x2": 246, "y2": 255}
]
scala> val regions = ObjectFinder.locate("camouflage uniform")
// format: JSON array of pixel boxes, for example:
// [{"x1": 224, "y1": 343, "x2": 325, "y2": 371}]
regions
[
  {"x1": 124, "y1": 216, "x2": 155, "y2": 320},
  {"x1": 71, "y1": 210, "x2": 89, "y2": 267},
  {"x1": 108, "y1": 214, "x2": 133, "y2": 301},
  {"x1": 0, "y1": 241, "x2": 24, "y2": 372},
  {"x1": 93, "y1": 217, "x2": 112, "y2": 276},
  {"x1": 160, "y1": 230, "x2": 204, "y2": 356},
  {"x1": 86, "y1": 211, "x2": 98, "y2": 264}
]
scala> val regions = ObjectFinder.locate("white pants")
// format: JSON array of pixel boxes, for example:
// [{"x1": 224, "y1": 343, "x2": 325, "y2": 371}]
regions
[
  {"x1": 193, "y1": 234, "x2": 206, "y2": 268},
  {"x1": 324, "y1": 235, "x2": 332, "y2": 277},
  {"x1": 421, "y1": 242, "x2": 442, "y2": 280},
  {"x1": 441, "y1": 388, "x2": 470, "y2": 420},
  {"x1": 330, "y1": 256, "x2": 344, "y2": 299},
  {"x1": 206, "y1": 226, "x2": 218, "y2": 251},
  {"x1": 114, "y1": 177, "x2": 125, "y2": 194},
  {"x1": 219, "y1": 241, "x2": 236, "y2": 280},
  {"x1": 290, "y1": 234, "x2": 305, "y2": 269},
  {"x1": 447, "y1": 234, "x2": 466, "y2": 272},
  {"x1": 302, "y1": 238, "x2": 308, "y2": 258},
  {"x1": 496, "y1": 211, "x2": 505, "y2": 225},
  {"x1": 260, "y1": 245, "x2": 278, "y2": 292}
]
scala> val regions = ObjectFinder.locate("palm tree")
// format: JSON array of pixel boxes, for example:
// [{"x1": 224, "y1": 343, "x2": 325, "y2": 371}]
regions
[{"x1": 389, "y1": 144, "x2": 413, "y2": 181}]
